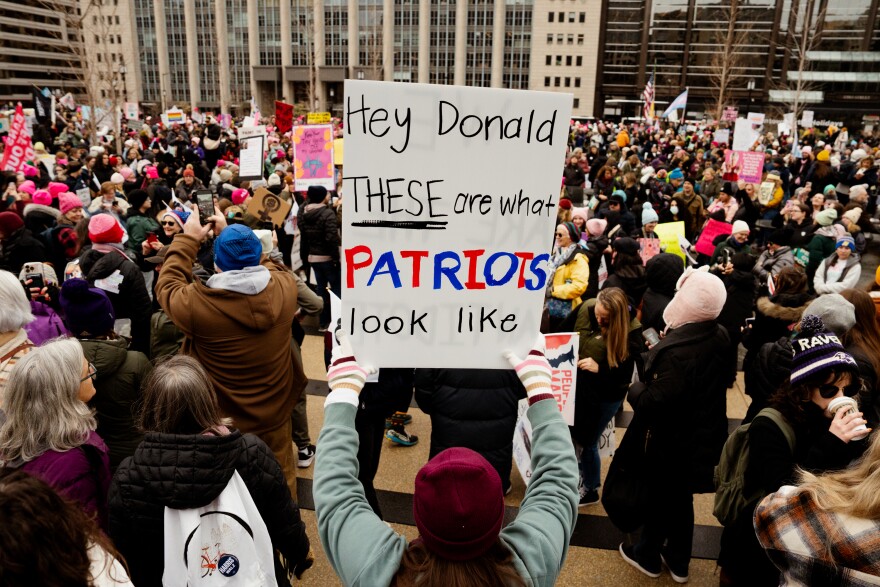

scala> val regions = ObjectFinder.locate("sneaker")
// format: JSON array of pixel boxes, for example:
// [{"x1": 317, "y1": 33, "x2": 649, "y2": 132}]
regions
[
  {"x1": 384, "y1": 412, "x2": 413, "y2": 429},
  {"x1": 579, "y1": 489, "x2": 600, "y2": 506},
  {"x1": 385, "y1": 427, "x2": 419, "y2": 447},
  {"x1": 619, "y1": 544, "x2": 661, "y2": 578},
  {"x1": 660, "y1": 553, "x2": 689, "y2": 584},
  {"x1": 297, "y1": 444, "x2": 316, "y2": 468}
]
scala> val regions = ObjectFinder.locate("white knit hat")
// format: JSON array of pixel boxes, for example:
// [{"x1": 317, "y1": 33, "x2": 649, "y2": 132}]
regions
[{"x1": 732, "y1": 220, "x2": 750, "y2": 235}]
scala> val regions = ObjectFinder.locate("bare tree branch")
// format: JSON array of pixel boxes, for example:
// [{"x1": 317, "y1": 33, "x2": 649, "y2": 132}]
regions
[{"x1": 708, "y1": 0, "x2": 752, "y2": 121}]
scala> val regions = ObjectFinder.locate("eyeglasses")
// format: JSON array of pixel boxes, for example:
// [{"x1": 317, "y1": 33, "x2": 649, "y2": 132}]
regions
[
  {"x1": 161, "y1": 221, "x2": 177, "y2": 227},
  {"x1": 80, "y1": 362, "x2": 97, "y2": 383},
  {"x1": 818, "y1": 381, "x2": 862, "y2": 399}
]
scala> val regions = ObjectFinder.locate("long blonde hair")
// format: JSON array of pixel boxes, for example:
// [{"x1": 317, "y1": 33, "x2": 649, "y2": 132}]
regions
[
  {"x1": 596, "y1": 288, "x2": 631, "y2": 369},
  {"x1": 797, "y1": 431, "x2": 880, "y2": 519}
]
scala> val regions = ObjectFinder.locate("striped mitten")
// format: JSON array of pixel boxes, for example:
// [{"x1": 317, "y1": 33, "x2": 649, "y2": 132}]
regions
[{"x1": 504, "y1": 336, "x2": 555, "y2": 405}]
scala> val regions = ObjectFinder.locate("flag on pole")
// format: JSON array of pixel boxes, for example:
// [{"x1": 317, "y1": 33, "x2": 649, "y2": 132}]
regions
[
  {"x1": 661, "y1": 89, "x2": 689, "y2": 118},
  {"x1": 642, "y1": 73, "x2": 655, "y2": 122},
  {"x1": 0, "y1": 104, "x2": 34, "y2": 173},
  {"x1": 32, "y1": 89, "x2": 52, "y2": 124}
]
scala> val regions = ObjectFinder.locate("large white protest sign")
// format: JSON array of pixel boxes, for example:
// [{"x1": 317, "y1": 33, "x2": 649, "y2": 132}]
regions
[
  {"x1": 342, "y1": 80, "x2": 571, "y2": 368},
  {"x1": 238, "y1": 126, "x2": 266, "y2": 181},
  {"x1": 732, "y1": 118, "x2": 758, "y2": 151}
]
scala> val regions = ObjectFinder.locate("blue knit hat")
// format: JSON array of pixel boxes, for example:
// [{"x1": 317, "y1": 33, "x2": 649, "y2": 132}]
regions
[
  {"x1": 611, "y1": 189, "x2": 628, "y2": 203},
  {"x1": 836, "y1": 235, "x2": 856, "y2": 252},
  {"x1": 668, "y1": 168, "x2": 684, "y2": 180},
  {"x1": 162, "y1": 208, "x2": 191, "y2": 230},
  {"x1": 790, "y1": 315, "x2": 858, "y2": 385},
  {"x1": 642, "y1": 202, "x2": 659, "y2": 225},
  {"x1": 214, "y1": 224, "x2": 262, "y2": 271},
  {"x1": 59, "y1": 278, "x2": 115, "y2": 336}
]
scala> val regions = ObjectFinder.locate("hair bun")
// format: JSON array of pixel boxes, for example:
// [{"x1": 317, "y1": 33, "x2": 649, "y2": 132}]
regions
[{"x1": 799, "y1": 314, "x2": 825, "y2": 335}]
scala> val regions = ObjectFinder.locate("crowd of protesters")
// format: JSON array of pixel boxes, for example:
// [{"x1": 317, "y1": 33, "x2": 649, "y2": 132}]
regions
[{"x1": 1, "y1": 106, "x2": 880, "y2": 586}]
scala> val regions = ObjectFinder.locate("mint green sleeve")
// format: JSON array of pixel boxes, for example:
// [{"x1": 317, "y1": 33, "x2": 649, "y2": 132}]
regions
[
  {"x1": 500, "y1": 399, "x2": 579, "y2": 587},
  {"x1": 314, "y1": 402, "x2": 408, "y2": 587}
]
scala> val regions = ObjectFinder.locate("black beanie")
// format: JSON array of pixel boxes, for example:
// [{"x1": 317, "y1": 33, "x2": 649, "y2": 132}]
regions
[
  {"x1": 128, "y1": 189, "x2": 149, "y2": 211},
  {"x1": 308, "y1": 185, "x2": 328, "y2": 203}
]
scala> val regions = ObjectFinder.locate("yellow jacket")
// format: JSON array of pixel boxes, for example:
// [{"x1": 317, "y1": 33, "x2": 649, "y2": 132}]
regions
[{"x1": 550, "y1": 252, "x2": 590, "y2": 309}]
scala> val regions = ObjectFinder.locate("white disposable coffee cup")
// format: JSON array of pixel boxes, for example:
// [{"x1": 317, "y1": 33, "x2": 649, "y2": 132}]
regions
[{"x1": 828, "y1": 396, "x2": 869, "y2": 441}]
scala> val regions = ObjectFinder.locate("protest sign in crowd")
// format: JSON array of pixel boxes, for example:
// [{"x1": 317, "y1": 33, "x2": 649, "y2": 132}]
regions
[{"x1": 1, "y1": 79, "x2": 880, "y2": 586}]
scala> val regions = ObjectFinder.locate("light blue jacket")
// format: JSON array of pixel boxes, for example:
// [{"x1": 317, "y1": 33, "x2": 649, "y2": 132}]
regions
[{"x1": 314, "y1": 397, "x2": 579, "y2": 586}]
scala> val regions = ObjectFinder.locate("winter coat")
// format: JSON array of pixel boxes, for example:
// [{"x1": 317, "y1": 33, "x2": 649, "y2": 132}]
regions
[
  {"x1": 785, "y1": 219, "x2": 816, "y2": 249},
  {"x1": 150, "y1": 308, "x2": 183, "y2": 360},
  {"x1": 752, "y1": 246, "x2": 795, "y2": 283},
  {"x1": 710, "y1": 237, "x2": 752, "y2": 268},
  {"x1": 627, "y1": 320, "x2": 730, "y2": 493},
  {"x1": 155, "y1": 234, "x2": 306, "y2": 437},
  {"x1": 124, "y1": 213, "x2": 160, "y2": 254},
  {"x1": 109, "y1": 430, "x2": 311, "y2": 587},
  {"x1": 174, "y1": 177, "x2": 205, "y2": 202},
  {"x1": 678, "y1": 191, "x2": 705, "y2": 239},
  {"x1": 297, "y1": 202, "x2": 339, "y2": 259},
  {"x1": 602, "y1": 264, "x2": 647, "y2": 308},
  {"x1": 583, "y1": 237, "x2": 608, "y2": 300},
  {"x1": 814, "y1": 255, "x2": 861, "y2": 294},
  {"x1": 79, "y1": 247, "x2": 151, "y2": 355},
  {"x1": 18, "y1": 431, "x2": 111, "y2": 528},
  {"x1": 22, "y1": 203, "x2": 59, "y2": 236},
  {"x1": 744, "y1": 293, "x2": 811, "y2": 358},
  {"x1": 743, "y1": 337, "x2": 793, "y2": 414},
  {"x1": 718, "y1": 401, "x2": 866, "y2": 581},
  {"x1": 549, "y1": 249, "x2": 589, "y2": 310},
  {"x1": 640, "y1": 253, "x2": 684, "y2": 332},
  {"x1": 756, "y1": 485, "x2": 880, "y2": 585},
  {"x1": 414, "y1": 369, "x2": 526, "y2": 490},
  {"x1": 79, "y1": 337, "x2": 152, "y2": 470},
  {"x1": 717, "y1": 269, "x2": 757, "y2": 350},
  {"x1": 313, "y1": 398, "x2": 578, "y2": 587},
  {"x1": 0, "y1": 226, "x2": 48, "y2": 275},
  {"x1": 806, "y1": 233, "x2": 837, "y2": 285}
]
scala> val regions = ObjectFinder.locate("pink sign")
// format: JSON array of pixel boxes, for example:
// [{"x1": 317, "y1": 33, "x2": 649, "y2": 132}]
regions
[
  {"x1": 722, "y1": 107, "x2": 738, "y2": 122},
  {"x1": 695, "y1": 218, "x2": 733, "y2": 257},
  {"x1": 639, "y1": 237, "x2": 661, "y2": 265},
  {"x1": 293, "y1": 124, "x2": 335, "y2": 191},
  {"x1": 724, "y1": 150, "x2": 764, "y2": 185},
  {"x1": 0, "y1": 104, "x2": 34, "y2": 174}
]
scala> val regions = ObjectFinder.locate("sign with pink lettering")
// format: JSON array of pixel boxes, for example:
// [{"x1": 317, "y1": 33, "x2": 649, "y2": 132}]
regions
[{"x1": 293, "y1": 124, "x2": 335, "y2": 192}]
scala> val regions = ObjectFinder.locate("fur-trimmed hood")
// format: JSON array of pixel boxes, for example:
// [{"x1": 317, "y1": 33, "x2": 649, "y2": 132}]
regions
[
  {"x1": 756, "y1": 294, "x2": 812, "y2": 322},
  {"x1": 22, "y1": 203, "x2": 61, "y2": 220}
]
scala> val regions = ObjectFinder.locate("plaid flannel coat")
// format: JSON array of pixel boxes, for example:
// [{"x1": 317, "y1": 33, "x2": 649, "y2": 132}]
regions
[{"x1": 755, "y1": 485, "x2": 880, "y2": 586}]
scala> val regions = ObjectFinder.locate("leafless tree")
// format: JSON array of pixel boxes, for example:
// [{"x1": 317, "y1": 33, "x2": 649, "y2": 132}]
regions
[
  {"x1": 708, "y1": 0, "x2": 753, "y2": 121},
  {"x1": 36, "y1": 0, "x2": 126, "y2": 152},
  {"x1": 772, "y1": 0, "x2": 827, "y2": 122}
]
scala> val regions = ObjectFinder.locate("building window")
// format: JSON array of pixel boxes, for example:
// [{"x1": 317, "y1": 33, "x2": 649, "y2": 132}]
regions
[
  {"x1": 575, "y1": 77, "x2": 581, "y2": 87},
  {"x1": 97, "y1": 53, "x2": 102, "y2": 62},
  {"x1": 573, "y1": 98, "x2": 580, "y2": 109},
  {"x1": 567, "y1": 34, "x2": 573, "y2": 45},
  {"x1": 576, "y1": 56, "x2": 583, "y2": 66},
  {"x1": 566, "y1": 55, "x2": 572, "y2": 66},
  {"x1": 557, "y1": 34, "x2": 563, "y2": 43},
  {"x1": 545, "y1": 76, "x2": 550, "y2": 86},
  {"x1": 577, "y1": 34, "x2": 584, "y2": 45},
  {"x1": 568, "y1": 12, "x2": 575, "y2": 22},
  {"x1": 554, "y1": 76, "x2": 560, "y2": 87},
  {"x1": 547, "y1": 33, "x2": 553, "y2": 44},
  {"x1": 579, "y1": 12, "x2": 585, "y2": 23},
  {"x1": 548, "y1": 12, "x2": 554, "y2": 22},
  {"x1": 564, "y1": 77, "x2": 570, "y2": 87},
  {"x1": 558, "y1": 12, "x2": 564, "y2": 21},
  {"x1": 545, "y1": 55, "x2": 551, "y2": 65},
  {"x1": 555, "y1": 55, "x2": 562, "y2": 66}
]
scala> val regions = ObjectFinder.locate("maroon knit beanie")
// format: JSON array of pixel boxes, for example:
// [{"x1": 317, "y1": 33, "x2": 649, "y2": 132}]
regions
[
  {"x1": 0, "y1": 211, "x2": 24, "y2": 236},
  {"x1": 413, "y1": 447, "x2": 504, "y2": 561}
]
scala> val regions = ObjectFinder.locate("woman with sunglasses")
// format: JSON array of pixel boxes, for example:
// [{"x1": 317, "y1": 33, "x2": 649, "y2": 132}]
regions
[
  {"x1": 0, "y1": 338, "x2": 110, "y2": 528},
  {"x1": 719, "y1": 314, "x2": 869, "y2": 586},
  {"x1": 544, "y1": 222, "x2": 589, "y2": 332}
]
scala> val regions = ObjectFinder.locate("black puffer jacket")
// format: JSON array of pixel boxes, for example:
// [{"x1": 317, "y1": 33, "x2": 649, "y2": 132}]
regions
[
  {"x1": 627, "y1": 320, "x2": 730, "y2": 493},
  {"x1": 109, "y1": 430, "x2": 310, "y2": 586},
  {"x1": 583, "y1": 236, "x2": 609, "y2": 300},
  {"x1": 602, "y1": 264, "x2": 647, "y2": 308},
  {"x1": 743, "y1": 292, "x2": 811, "y2": 360},
  {"x1": 743, "y1": 337, "x2": 793, "y2": 422},
  {"x1": 414, "y1": 369, "x2": 525, "y2": 491},
  {"x1": 79, "y1": 247, "x2": 151, "y2": 355},
  {"x1": 298, "y1": 202, "x2": 339, "y2": 259},
  {"x1": 0, "y1": 226, "x2": 48, "y2": 275},
  {"x1": 640, "y1": 253, "x2": 684, "y2": 332}
]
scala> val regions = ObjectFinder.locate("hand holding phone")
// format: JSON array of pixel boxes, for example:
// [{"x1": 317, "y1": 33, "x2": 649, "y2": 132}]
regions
[
  {"x1": 642, "y1": 327, "x2": 661, "y2": 348},
  {"x1": 194, "y1": 190, "x2": 215, "y2": 225}
]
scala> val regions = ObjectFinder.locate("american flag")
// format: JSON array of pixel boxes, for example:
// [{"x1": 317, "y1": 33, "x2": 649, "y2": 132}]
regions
[{"x1": 643, "y1": 73, "x2": 655, "y2": 122}]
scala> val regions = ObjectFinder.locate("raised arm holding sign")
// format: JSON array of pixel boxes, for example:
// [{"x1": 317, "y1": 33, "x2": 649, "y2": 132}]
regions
[{"x1": 342, "y1": 81, "x2": 572, "y2": 369}]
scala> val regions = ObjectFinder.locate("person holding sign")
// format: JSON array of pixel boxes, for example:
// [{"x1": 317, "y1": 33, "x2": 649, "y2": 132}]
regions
[
  {"x1": 559, "y1": 287, "x2": 642, "y2": 507},
  {"x1": 314, "y1": 333, "x2": 578, "y2": 587},
  {"x1": 545, "y1": 222, "x2": 589, "y2": 332}
]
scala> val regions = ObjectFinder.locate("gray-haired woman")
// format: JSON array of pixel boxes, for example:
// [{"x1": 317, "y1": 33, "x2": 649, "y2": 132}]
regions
[
  {"x1": 0, "y1": 270, "x2": 35, "y2": 396},
  {"x1": 0, "y1": 338, "x2": 110, "y2": 527}
]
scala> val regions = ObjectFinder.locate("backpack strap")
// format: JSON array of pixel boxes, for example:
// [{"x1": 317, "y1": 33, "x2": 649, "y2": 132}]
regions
[
  {"x1": 755, "y1": 407, "x2": 796, "y2": 454},
  {"x1": 0, "y1": 342, "x2": 34, "y2": 364}
]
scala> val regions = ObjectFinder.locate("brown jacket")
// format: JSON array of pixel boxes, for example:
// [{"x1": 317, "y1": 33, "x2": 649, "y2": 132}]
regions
[{"x1": 155, "y1": 234, "x2": 305, "y2": 435}]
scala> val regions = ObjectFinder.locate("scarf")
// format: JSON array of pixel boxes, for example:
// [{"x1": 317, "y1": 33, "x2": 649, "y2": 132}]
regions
[{"x1": 546, "y1": 244, "x2": 577, "y2": 295}]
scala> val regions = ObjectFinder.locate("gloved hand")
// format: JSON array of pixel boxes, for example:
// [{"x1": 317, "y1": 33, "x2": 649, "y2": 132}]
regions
[
  {"x1": 504, "y1": 335, "x2": 553, "y2": 400},
  {"x1": 326, "y1": 324, "x2": 375, "y2": 395},
  {"x1": 293, "y1": 547, "x2": 315, "y2": 580}
]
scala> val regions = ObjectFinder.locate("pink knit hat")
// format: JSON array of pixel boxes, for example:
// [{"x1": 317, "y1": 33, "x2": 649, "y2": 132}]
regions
[
  {"x1": 145, "y1": 166, "x2": 159, "y2": 179},
  {"x1": 17, "y1": 181, "x2": 35, "y2": 196},
  {"x1": 59, "y1": 193, "x2": 83, "y2": 215},
  {"x1": 571, "y1": 207, "x2": 588, "y2": 226},
  {"x1": 48, "y1": 182, "x2": 68, "y2": 197},
  {"x1": 662, "y1": 268, "x2": 727, "y2": 330},
  {"x1": 88, "y1": 214, "x2": 124, "y2": 244},
  {"x1": 119, "y1": 167, "x2": 134, "y2": 180},
  {"x1": 586, "y1": 218, "x2": 608, "y2": 237},
  {"x1": 231, "y1": 188, "x2": 249, "y2": 205},
  {"x1": 32, "y1": 190, "x2": 52, "y2": 206}
]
